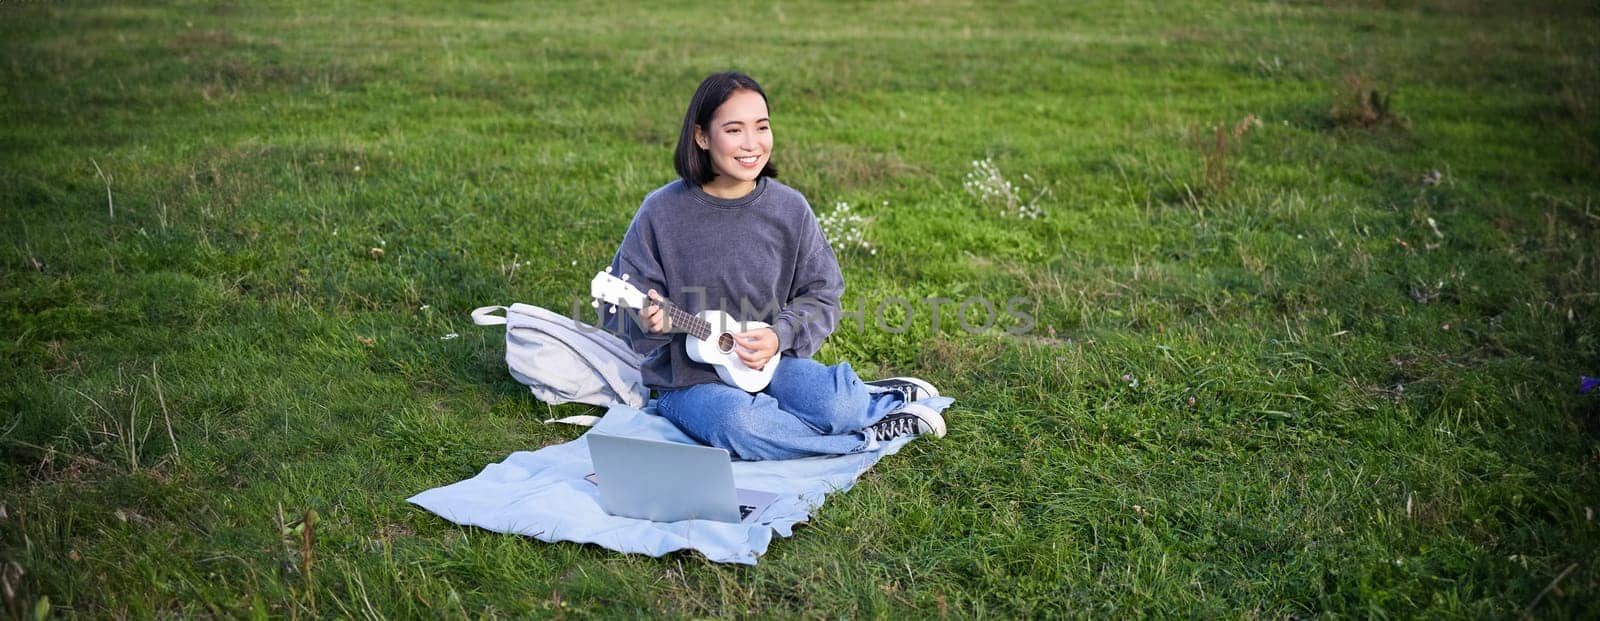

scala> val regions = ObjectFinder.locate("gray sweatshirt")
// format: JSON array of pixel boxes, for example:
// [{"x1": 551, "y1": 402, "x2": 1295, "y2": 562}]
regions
[{"x1": 603, "y1": 177, "x2": 845, "y2": 391}]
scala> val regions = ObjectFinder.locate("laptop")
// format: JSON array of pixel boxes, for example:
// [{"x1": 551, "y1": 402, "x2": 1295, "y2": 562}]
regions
[{"x1": 586, "y1": 433, "x2": 778, "y2": 524}]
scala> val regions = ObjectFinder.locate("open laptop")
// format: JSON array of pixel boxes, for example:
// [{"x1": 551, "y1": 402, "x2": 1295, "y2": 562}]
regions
[{"x1": 586, "y1": 433, "x2": 778, "y2": 524}]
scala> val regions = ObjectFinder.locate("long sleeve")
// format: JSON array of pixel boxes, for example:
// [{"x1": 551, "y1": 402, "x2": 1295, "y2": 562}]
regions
[
  {"x1": 603, "y1": 207, "x2": 673, "y2": 357},
  {"x1": 772, "y1": 211, "x2": 844, "y2": 357}
]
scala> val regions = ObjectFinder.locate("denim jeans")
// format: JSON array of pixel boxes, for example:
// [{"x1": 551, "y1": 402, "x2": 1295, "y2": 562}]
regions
[{"x1": 654, "y1": 356, "x2": 906, "y2": 461}]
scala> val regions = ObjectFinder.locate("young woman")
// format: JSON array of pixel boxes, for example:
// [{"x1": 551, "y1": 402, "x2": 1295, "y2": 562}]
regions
[{"x1": 603, "y1": 71, "x2": 946, "y2": 461}]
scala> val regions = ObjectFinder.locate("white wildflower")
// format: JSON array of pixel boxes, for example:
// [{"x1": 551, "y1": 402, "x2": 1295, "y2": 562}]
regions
[
  {"x1": 964, "y1": 157, "x2": 1049, "y2": 219},
  {"x1": 818, "y1": 200, "x2": 874, "y2": 257}
]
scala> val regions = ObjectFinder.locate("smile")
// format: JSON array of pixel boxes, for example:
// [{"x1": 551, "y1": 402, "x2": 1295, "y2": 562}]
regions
[{"x1": 735, "y1": 155, "x2": 761, "y2": 165}]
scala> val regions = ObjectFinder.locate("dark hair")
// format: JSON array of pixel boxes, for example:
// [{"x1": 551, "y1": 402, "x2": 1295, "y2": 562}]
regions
[{"x1": 674, "y1": 71, "x2": 778, "y2": 186}]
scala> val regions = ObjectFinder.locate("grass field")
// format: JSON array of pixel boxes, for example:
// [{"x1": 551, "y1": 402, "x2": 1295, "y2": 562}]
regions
[{"x1": 4, "y1": 0, "x2": 1599, "y2": 617}]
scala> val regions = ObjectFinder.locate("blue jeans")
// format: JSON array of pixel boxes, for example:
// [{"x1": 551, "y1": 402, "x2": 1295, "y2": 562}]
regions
[{"x1": 654, "y1": 357, "x2": 906, "y2": 461}]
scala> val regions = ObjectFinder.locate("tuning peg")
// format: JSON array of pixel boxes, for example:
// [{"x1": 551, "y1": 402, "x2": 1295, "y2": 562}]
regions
[
  {"x1": 608, "y1": 306, "x2": 617, "y2": 314},
  {"x1": 591, "y1": 300, "x2": 600, "y2": 309},
  {"x1": 621, "y1": 273, "x2": 630, "y2": 281},
  {"x1": 604, "y1": 265, "x2": 613, "y2": 273}
]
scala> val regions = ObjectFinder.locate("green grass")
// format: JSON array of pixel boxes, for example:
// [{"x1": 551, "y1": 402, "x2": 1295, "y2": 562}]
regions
[{"x1": 3, "y1": 0, "x2": 1599, "y2": 617}]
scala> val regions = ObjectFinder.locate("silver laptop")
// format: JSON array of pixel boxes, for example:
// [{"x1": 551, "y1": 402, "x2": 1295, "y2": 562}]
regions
[{"x1": 586, "y1": 433, "x2": 778, "y2": 524}]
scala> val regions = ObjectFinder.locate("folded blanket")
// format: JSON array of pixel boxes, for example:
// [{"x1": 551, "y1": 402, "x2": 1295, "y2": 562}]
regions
[{"x1": 407, "y1": 397, "x2": 954, "y2": 564}]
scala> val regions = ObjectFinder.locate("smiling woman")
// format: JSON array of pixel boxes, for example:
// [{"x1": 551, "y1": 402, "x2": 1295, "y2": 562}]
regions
[
  {"x1": 690, "y1": 89, "x2": 772, "y2": 199},
  {"x1": 672, "y1": 72, "x2": 778, "y2": 197},
  {"x1": 601, "y1": 71, "x2": 949, "y2": 460}
]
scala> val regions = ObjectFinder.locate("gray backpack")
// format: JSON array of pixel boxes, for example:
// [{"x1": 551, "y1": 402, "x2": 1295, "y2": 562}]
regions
[{"x1": 472, "y1": 304, "x2": 649, "y2": 424}]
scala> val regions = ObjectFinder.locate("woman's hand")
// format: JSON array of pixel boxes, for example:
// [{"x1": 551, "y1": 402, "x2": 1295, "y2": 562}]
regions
[
  {"x1": 733, "y1": 327, "x2": 779, "y2": 371},
  {"x1": 643, "y1": 289, "x2": 672, "y2": 334}
]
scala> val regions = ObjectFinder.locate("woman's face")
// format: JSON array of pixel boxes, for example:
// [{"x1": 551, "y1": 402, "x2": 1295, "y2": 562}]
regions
[{"x1": 695, "y1": 89, "x2": 772, "y2": 190}]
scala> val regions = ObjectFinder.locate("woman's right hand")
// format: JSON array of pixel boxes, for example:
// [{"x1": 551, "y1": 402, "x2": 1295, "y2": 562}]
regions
[{"x1": 644, "y1": 289, "x2": 672, "y2": 333}]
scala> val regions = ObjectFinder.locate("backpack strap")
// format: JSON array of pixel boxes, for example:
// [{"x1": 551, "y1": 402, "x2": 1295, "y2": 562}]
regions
[{"x1": 471, "y1": 305, "x2": 510, "y2": 326}]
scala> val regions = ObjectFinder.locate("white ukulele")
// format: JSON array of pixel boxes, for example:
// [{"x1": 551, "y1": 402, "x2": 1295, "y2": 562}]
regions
[{"x1": 589, "y1": 268, "x2": 780, "y2": 392}]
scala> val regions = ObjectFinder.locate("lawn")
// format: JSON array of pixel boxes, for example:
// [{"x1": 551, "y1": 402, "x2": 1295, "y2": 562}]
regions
[{"x1": 3, "y1": 0, "x2": 1598, "y2": 617}]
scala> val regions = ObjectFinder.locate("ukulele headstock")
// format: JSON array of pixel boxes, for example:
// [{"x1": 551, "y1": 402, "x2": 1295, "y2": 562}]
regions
[{"x1": 590, "y1": 268, "x2": 648, "y2": 310}]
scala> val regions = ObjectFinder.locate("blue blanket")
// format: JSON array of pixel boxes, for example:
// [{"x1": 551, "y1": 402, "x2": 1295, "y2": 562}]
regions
[{"x1": 408, "y1": 397, "x2": 954, "y2": 564}]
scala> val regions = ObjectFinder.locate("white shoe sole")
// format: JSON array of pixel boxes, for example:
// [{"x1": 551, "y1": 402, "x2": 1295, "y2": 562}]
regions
[{"x1": 899, "y1": 402, "x2": 947, "y2": 438}]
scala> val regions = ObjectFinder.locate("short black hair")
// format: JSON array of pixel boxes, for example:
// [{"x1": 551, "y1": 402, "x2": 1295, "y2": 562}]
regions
[{"x1": 674, "y1": 71, "x2": 778, "y2": 186}]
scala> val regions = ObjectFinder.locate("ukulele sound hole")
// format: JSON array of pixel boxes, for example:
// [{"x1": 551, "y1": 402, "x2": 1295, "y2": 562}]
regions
[{"x1": 718, "y1": 333, "x2": 735, "y2": 353}]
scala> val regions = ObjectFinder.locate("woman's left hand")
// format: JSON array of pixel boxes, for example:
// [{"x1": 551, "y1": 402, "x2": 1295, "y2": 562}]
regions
[{"x1": 733, "y1": 327, "x2": 780, "y2": 371}]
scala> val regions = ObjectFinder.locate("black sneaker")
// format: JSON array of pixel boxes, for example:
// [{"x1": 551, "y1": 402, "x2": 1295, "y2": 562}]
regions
[
  {"x1": 867, "y1": 403, "x2": 947, "y2": 441},
  {"x1": 865, "y1": 376, "x2": 940, "y2": 402}
]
